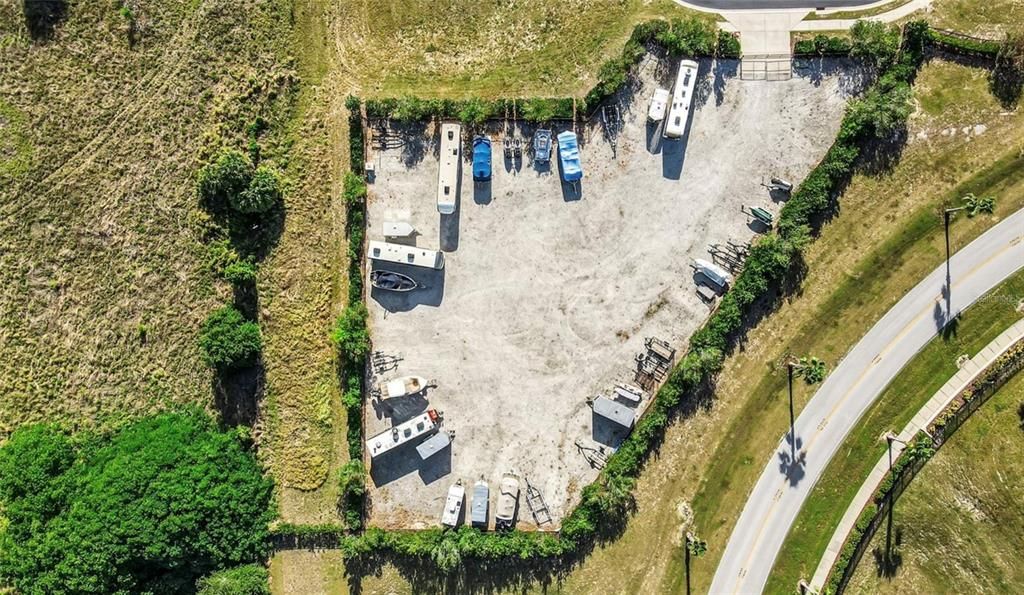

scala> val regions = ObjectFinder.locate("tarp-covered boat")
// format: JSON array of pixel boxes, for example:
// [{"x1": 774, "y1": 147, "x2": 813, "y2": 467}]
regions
[
  {"x1": 557, "y1": 131, "x2": 582, "y2": 182},
  {"x1": 473, "y1": 136, "x2": 492, "y2": 181},
  {"x1": 371, "y1": 269, "x2": 418, "y2": 292}
]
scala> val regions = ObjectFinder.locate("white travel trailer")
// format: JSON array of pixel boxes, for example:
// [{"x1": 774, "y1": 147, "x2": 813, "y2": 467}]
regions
[
  {"x1": 367, "y1": 240, "x2": 445, "y2": 270},
  {"x1": 437, "y1": 123, "x2": 461, "y2": 214},
  {"x1": 664, "y1": 60, "x2": 699, "y2": 139}
]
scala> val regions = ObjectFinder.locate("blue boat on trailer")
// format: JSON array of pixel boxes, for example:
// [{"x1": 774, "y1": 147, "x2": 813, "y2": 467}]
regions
[
  {"x1": 557, "y1": 130, "x2": 582, "y2": 186},
  {"x1": 472, "y1": 135, "x2": 492, "y2": 182}
]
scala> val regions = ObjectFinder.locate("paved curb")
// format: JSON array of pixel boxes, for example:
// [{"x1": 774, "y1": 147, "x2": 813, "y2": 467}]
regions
[{"x1": 809, "y1": 318, "x2": 1024, "y2": 591}]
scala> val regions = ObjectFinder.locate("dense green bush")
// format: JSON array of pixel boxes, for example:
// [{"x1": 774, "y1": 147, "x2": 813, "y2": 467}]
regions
[
  {"x1": 794, "y1": 34, "x2": 852, "y2": 56},
  {"x1": 346, "y1": 95, "x2": 366, "y2": 174},
  {"x1": 199, "y1": 305, "x2": 263, "y2": 370},
  {"x1": 198, "y1": 148, "x2": 254, "y2": 211},
  {"x1": 520, "y1": 97, "x2": 575, "y2": 121},
  {"x1": 0, "y1": 412, "x2": 273, "y2": 595},
  {"x1": 338, "y1": 459, "x2": 367, "y2": 531},
  {"x1": 331, "y1": 303, "x2": 370, "y2": 364},
  {"x1": 991, "y1": 33, "x2": 1024, "y2": 106},
  {"x1": 197, "y1": 564, "x2": 270, "y2": 595},
  {"x1": 223, "y1": 259, "x2": 258, "y2": 285},
  {"x1": 232, "y1": 164, "x2": 283, "y2": 214},
  {"x1": 717, "y1": 30, "x2": 742, "y2": 58},
  {"x1": 849, "y1": 20, "x2": 901, "y2": 69}
]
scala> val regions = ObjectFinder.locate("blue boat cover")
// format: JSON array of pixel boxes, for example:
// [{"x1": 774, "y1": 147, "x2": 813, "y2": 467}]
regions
[
  {"x1": 472, "y1": 137, "x2": 491, "y2": 181},
  {"x1": 557, "y1": 131, "x2": 582, "y2": 182}
]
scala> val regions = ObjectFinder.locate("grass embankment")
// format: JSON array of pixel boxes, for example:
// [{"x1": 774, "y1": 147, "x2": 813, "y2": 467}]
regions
[
  {"x1": 928, "y1": 0, "x2": 1024, "y2": 36},
  {"x1": 0, "y1": 1, "x2": 291, "y2": 436},
  {"x1": 845, "y1": 370, "x2": 1024, "y2": 593},
  {"x1": 676, "y1": 59, "x2": 1024, "y2": 594},
  {"x1": 768, "y1": 269, "x2": 1024, "y2": 592},
  {"x1": 332, "y1": 0, "x2": 704, "y2": 97},
  {"x1": 804, "y1": 0, "x2": 916, "y2": 21}
]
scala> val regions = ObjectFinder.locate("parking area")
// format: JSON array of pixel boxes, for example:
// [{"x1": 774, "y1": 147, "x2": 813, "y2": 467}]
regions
[{"x1": 362, "y1": 56, "x2": 856, "y2": 530}]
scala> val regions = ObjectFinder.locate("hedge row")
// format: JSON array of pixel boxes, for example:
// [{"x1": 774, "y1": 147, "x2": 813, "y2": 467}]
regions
[
  {"x1": 794, "y1": 34, "x2": 853, "y2": 56},
  {"x1": 824, "y1": 431, "x2": 934, "y2": 595},
  {"x1": 926, "y1": 27, "x2": 1001, "y2": 58},
  {"x1": 365, "y1": 17, "x2": 741, "y2": 124},
  {"x1": 333, "y1": 103, "x2": 372, "y2": 531},
  {"x1": 931, "y1": 338, "x2": 1024, "y2": 439}
]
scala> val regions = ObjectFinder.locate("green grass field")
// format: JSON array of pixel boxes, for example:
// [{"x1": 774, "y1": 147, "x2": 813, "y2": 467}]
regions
[{"x1": 846, "y1": 368, "x2": 1024, "y2": 594}]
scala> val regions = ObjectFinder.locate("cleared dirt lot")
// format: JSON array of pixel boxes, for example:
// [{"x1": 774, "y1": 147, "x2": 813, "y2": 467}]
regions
[{"x1": 363, "y1": 57, "x2": 856, "y2": 529}]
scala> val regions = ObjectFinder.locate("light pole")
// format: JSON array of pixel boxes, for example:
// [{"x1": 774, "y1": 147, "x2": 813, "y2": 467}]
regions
[
  {"x1": 883, "y1": 431, "x2": 907, "y2": 565},
  {"x1": 786, "y1": 357, "x2": 800, "y2": 460},
  {"x1": 942, "y1": 206, "x2": 965, "y2": 273}
]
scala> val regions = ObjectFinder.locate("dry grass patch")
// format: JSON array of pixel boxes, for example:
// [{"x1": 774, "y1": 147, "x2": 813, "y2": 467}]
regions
[{"x1": 0, "y1": 0, "x2": 292, "y2": 437}]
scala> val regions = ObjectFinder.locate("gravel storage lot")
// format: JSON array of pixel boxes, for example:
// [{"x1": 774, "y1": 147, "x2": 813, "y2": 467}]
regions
[{"x1": 362, "y1": 57, "x2": 856, "y2": 529}]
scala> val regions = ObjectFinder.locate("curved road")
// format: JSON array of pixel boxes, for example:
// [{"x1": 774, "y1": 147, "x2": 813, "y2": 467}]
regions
[
  {"x1": 710, "y1": 207, "x2": 1024, "y2": 595},
  {"x1": 680, "y1": 0, "x2": 883, "y2": 9}
]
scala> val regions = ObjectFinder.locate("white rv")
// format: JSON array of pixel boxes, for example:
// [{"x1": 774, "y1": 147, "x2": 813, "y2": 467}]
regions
[
  {"x1": 367, "y1": 240, "x2": 445, "y2": 270},
  {"x1": 695, "y1": 258, "x2": 733, "y2": 289},
  {"x1": 437, "y1": 123, "x2": 461, "y2": 214},
  {"x1": 664, "y1": 60, "x2": 699, "y2": 139}
]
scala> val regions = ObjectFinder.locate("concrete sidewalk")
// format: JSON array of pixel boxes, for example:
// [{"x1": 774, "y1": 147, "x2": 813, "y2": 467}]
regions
[{"x1": 809, "y1": 318, "x2": 1024, "y2": 591}]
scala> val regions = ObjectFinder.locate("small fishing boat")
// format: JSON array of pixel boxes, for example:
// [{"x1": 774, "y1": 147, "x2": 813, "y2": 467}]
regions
[
  {"x1": 378, "y1": 375, "x2": 431, "y2": 399},
  {"x1": 371, "y1": 269, "x2": 418, "y2": 292},
  {"x1": 441, "y1": 480, "x2": 465, "y2": 528}
]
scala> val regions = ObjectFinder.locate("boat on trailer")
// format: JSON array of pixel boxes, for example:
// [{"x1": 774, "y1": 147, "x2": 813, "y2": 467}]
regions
[
  {"x1": 371, "y1": 269, "x2": 418, "y2": 292},
  {"x1": 441, "y1": 480, "x2": 465, "y2": 527},
  {"x1": 378, "y1": 375, "x2": 431, "y2": 399}
]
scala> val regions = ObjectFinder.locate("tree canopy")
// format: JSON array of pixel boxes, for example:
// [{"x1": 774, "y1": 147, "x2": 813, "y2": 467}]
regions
[
  {"x1": 0, "y1": 412, "x2": 273, "y2": 594},
  {"x1": 199, "y1": 305, "x2": 263, "y2": 370}
]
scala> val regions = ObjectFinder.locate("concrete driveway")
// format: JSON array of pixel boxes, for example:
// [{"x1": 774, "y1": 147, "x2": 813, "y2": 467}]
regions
[{"x1": 710, "y1": 207, "x2": 1024, "y2": 594}]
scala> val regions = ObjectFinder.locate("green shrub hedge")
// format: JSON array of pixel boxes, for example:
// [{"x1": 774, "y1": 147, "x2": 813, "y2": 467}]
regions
[
  {"x1": 824, "y1": 431, "x2": 933, "y2": 594},
  {"x1": 794, "y1": 34, "x2": 852, "y2": 56},
  {"x1": 927, "y1": 27, "x2": 1001, "y2": 58}
]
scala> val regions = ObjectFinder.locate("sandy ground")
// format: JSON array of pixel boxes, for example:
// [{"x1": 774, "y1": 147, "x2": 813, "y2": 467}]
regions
[{"x1": 362, "y1": 57, "x2": 857, "y2": 530}]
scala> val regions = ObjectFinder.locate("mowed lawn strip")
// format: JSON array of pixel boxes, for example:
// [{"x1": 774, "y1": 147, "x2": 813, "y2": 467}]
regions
[
  {"x1": 683, "y1": 60, "x2": 1024, "y2": 594},
  {"x1": 768, "y1": 268, "x2": 1024, "y2": 592},
  {"x1": 846, "y1": 369, "x2": 1024, "y2": 593}
]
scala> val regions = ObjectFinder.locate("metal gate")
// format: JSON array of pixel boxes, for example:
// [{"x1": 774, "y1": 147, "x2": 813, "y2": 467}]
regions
[{"x1": 740, "y1": 54, "x2": 793, "y2": 81}]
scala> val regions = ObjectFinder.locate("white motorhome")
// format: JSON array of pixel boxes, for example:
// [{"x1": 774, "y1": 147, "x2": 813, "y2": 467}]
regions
[
  {"x1": 367, "y1": 240, "x2": 445, "y2": 270},
  {"x1": 437, "y1": 123, "x2": 461, "y2": 214},
  {"x1": 664, "y1": 60, "x2": 699, "y2": 139}
]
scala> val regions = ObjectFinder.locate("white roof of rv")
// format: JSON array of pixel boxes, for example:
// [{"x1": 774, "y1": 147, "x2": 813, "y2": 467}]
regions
[{"x1": 367, "y1": 240, "x2": 444, "y2": 270}]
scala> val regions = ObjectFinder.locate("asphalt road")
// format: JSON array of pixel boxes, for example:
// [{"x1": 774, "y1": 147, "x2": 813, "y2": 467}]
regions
[
  {"x1": 680, "y1": 0, "x2": 884, "y2": 9},
  {"x1": 710, "y1": 207, "x2": 1024, "y2": 595}
]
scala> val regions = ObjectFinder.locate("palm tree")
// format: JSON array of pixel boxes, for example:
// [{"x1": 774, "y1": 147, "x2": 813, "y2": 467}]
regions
[
  {"x1": 962, "y1": 193, "x2": 996, "y2": 218},
  {"x1": 684, "y1": 532, "x2": 708, "y2": 595},
  {"x1": 795, "y1": 356, "x2": 827, "y2": 385}
]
